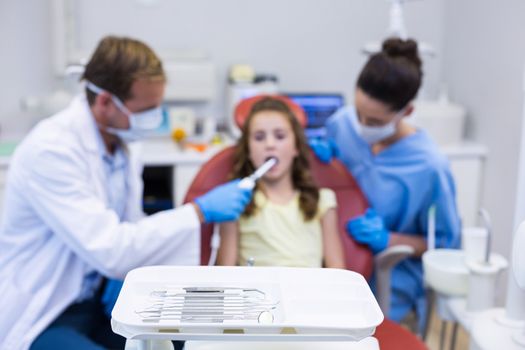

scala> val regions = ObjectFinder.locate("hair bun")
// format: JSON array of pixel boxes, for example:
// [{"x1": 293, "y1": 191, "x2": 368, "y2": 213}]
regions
[{"x1": 382, "y1": 37, "x2": 421, "y2": 68}]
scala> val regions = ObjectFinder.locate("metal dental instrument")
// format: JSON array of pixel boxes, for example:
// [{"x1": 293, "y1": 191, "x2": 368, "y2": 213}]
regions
[
  {"x1": 238, "y1": 157, "x2": 277, "y2": 189},
  {"x1": 150, "y1": 287, "x2": 266, "y2": 298},
  {"x1": 136, "y1": 286, "x2": 278, "y2": 324}
]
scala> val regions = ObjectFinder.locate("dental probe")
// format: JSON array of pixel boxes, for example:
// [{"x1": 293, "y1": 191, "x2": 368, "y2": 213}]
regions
[{"x1": 238, "y1": 157, "x2": 277, "y2": 189}]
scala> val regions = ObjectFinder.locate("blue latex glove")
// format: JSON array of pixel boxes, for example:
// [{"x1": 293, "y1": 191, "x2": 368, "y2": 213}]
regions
[
  {"x1": 101, "y1": 279, "x2": 123, "y2": 317},
  {"x1": 308, "y1": 138, "x2": 340, "y2": 163},
  {"x1": 346, "y1": 208, "x2": 390, "y2": 254},
  {"x1": 195, "y1": 179, "x2": 253, "y2": 223}
]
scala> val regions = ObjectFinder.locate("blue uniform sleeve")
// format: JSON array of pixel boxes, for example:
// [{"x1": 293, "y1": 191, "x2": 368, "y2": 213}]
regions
[{"x1": 325, "y1": 106, "x2": 372, "y2": 171}]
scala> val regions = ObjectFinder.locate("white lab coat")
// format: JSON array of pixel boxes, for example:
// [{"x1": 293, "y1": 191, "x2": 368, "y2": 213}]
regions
[{"x1": 0, "y1": 95, "x2": 200, "y2": 349}]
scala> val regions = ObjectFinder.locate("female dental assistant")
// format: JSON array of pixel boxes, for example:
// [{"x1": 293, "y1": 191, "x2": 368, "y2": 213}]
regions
[
  {"x1": 0, "y1": 36, "x2": 252, "y2": 350},
  {"x1": 311, "y1": 38, "x2": 461, "y2": 327}
]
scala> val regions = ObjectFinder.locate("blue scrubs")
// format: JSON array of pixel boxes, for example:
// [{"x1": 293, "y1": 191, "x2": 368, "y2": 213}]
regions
[{"x1": 326, "y1": 106, "x2": 461, "y2": 323}]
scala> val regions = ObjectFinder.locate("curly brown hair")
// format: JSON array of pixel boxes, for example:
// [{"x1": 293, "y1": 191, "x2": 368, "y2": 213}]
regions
[{"x1": 232, "y1": 97, "x2": 319, "y2": 221}]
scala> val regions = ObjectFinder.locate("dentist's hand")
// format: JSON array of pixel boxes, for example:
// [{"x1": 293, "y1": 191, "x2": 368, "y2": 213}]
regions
[
  {"x1": 308, "y1": 138, "x2": 339, "y2": 163},
  {"x1": 346, "y1": 209, "x2": 390, "y2": 254},
  {"x1": 195, "y1": 179, "x2": 253, "y2": 223}
]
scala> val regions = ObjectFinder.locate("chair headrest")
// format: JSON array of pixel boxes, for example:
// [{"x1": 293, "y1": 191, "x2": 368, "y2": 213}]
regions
[{"x1": 234, "y1": 95, "x2": 308, "y2": 129}]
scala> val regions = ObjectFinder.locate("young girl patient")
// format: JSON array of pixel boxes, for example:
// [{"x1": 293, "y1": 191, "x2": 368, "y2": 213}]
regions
[{"x1": 216, "y1": 97, "x2": 346, "y2": 268}]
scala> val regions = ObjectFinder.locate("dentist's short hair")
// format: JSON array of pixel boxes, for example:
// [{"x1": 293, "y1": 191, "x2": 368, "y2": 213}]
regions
[{"x1": 82, "y1": 36, "x2": 165, "y2": 105}]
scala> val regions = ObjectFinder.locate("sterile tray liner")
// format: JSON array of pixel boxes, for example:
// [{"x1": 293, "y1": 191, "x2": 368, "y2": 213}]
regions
[{"x1": 111, "y1": 266, "x2": 383, "y2": 341}]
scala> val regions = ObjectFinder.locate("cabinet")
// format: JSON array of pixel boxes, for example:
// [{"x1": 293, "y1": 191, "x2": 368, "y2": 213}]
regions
[
  {"x1": 442, "y1": 144, "x2": 487, "y2": 227},
  {"x1": 140, "y1": 140, "x2": 227, "y2": 207},
  {"x1": 142, "y1": 166, "x2": 173, "y2": 214}
]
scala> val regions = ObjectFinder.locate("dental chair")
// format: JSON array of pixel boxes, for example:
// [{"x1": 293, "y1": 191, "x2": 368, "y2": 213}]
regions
[{"x1": 183, "y1": 95, "x2": 427, "y2": 350}]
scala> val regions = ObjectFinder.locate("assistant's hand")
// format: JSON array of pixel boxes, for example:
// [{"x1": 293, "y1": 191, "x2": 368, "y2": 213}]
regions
[
  {"x1": 195, "y1": 179, "x2": 253, "y2": 223},
  {"x1": 346, "y1": 208, "x2": 390, "y2": 254},
  {"x1": 308, "y1": 138, "x2": 339, "y2": 163}
]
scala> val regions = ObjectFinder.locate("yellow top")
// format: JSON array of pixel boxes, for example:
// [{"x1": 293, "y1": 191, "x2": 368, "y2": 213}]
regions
[{"x1": 238, "y1": 188, "x2": 337, "y2": 267}]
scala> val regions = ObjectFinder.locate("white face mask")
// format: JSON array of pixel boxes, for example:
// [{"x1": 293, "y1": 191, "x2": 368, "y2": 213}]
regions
[
  {"x1": 357, "y1": 111, "x2": 404, "y2": 145},
  {"x1": 86, "y1": 81, "x2": 163, "y2": 142}
]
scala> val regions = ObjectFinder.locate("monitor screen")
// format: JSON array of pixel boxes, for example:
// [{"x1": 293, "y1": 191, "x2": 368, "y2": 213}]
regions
[{"x1": 285, "y1": 93, "x2": 345, "y2": 137}]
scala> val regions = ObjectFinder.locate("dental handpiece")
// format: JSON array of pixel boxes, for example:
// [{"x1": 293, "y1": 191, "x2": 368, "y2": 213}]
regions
[{"x1": 238, "y1": 157, "x2": 277, "y2": 189}]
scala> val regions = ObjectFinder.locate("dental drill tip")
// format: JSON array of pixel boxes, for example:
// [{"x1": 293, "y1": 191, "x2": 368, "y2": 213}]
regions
[
  {"x1": 252, "y1": 158, "x2": 277, "y2": 180},
  {"x1": 238, "y1": 157, "x2": 278, "y2": 190},
  {"x1": 265, "y1": 156, "x2": 279, "y2": 164}
]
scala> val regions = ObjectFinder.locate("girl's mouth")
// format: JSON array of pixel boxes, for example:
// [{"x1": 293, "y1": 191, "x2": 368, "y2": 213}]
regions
[{"x1": 264, "y1": 156, "x2": 278, "y2": 171}]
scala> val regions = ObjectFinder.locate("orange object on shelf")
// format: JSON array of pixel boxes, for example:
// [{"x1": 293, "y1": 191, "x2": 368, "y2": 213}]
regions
[
  {"x1": 171, "y1": 128, "x2": 187, "y2": 143},
  {"x1": 185, "y1": 143, "x2": 209, "y2": 152}
]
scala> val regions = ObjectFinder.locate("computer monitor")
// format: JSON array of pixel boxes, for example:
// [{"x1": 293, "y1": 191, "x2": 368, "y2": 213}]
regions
[{"x1": 285, "y1": 93, "x2": 345, "y2": 138}]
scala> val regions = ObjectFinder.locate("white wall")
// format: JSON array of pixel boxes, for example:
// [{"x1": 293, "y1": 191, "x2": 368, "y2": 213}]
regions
[
  {"x1": 0, "y1": 1, "x2": 60, "y2": 136},
  {"x1": 0, "y1": 0, "x2": 445, "y2": 132},
  {"x1": 71, "y1": 0, "x2": 445, "y2": 118},
  {"x1": 442, "y1": 0, "x2": 525, "y2": 264}
]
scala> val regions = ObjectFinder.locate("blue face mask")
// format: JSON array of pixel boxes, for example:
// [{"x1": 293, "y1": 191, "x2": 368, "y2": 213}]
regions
[{"x1": 86, "y1": 81, "x2": 163, "y2": 142}]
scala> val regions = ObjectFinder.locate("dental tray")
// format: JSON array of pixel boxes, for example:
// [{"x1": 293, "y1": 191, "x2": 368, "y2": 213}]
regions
[{"x1": 111, "y1": 266, "x2": 383, "y2": 342}]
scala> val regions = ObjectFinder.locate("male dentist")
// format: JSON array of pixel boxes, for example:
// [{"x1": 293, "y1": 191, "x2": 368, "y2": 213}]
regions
[{"x1": 0, "y1": 36, "x2": 252, "y2": 349}]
